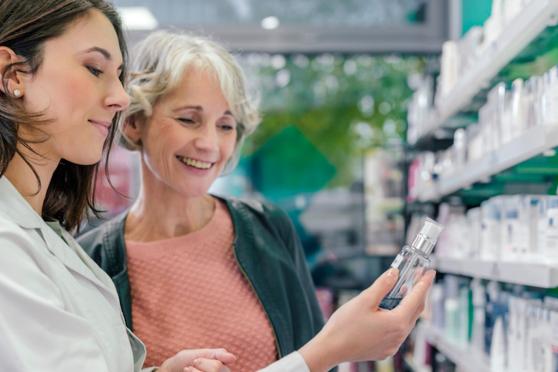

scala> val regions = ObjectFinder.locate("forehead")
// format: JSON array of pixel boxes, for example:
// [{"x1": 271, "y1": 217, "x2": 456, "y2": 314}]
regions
[
  {"x1": 164, "y1": 66, "x2": 230, "y2": 107},
  {"x1": 42, "y1": 9, "x2": 123, "y2": 66}
]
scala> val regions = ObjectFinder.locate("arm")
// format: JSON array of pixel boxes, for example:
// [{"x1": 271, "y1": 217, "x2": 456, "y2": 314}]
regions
[
  {"x1": 158, "y1": 258, "x2": 434, "y2": 372},
  {"x1": 259, "y1": 268, "x2": 436, "y2": 372}
]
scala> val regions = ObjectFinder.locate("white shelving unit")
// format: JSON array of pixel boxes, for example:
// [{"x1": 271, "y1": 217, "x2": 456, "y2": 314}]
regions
[
  {"x1": 435, "y1": 257, "x2": 558, "y2": 288},
  {"x1": 416, "y1": 125, "x2": 558, "y2": 202},
  {"x1": 408, "y1": 2, "x2": 558, "y2": 371},
  {"x1": 420, "y1": 323, "x2": 490, "y2": 372},
  {"x1": 411, "y1": 0, "x2": 558, "y2": 145}
]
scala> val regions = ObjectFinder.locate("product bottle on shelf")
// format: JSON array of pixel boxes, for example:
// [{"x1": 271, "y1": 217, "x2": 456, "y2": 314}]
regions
[
  {"x1": 471, "y1": 279, "x2": 486, "y2": 355},
  {"x1": 380, "y1": 218, "x2": 443, "y2": 310}
]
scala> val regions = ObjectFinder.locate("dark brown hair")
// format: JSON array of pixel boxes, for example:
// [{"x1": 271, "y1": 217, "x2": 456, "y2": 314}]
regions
[{"x1": 0, "y1": 0, "x2": 128, "y2": 230}]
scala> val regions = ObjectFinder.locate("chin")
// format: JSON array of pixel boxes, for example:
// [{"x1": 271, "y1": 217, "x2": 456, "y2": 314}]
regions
[{"x1": 64, "y1": 149, "x2": 104, "y2": 165}]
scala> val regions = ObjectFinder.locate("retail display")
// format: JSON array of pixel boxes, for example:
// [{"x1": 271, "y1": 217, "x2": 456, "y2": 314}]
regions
[
  {"x1": 424, "y1": 275, "x2": 558, "y2": 372},
  {"x1": 408, "y1": 63, "x2": 558, "y2": 202},
  {"x1": 407, "y1": 0, "x2": 558, "y2": 145},
  {"x1": 434, "y1": 195, "x2": 558, "y2": 263},
  {"x1": 404, "y1": 0, "x2": 558, "y2": 371}
]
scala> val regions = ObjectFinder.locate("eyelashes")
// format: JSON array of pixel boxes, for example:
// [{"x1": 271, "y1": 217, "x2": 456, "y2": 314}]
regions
[
  {"x1": 86, "y1": 65, "x2": 103, "y2": 77},
  {"x1": 176, "y1": 117, "x2": 236, "y2": 132}
]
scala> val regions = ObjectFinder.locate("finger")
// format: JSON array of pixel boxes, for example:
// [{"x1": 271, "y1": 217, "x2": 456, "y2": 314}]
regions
[
  {"x1": 359, "y1": 268, "x2": 399, "y2": 308},
  {"x1": 193, "y1": 358, "x2": 230, "y2": 372},
  {"x1": 394, "y1": 270, "x2": 435, "y2": 318},
  {"x1": 183, "y1": 349, "x2": 236, "y2": 364},
  {"x1": 184, "y1": 368, "x2": 202, "y2": 372},
  {"x1": 212, "y1": 349, "x2": 237, "y2": 364}
]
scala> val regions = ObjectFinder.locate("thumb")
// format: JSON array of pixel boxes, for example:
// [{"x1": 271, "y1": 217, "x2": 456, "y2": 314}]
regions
[{"x1": 359, "y1": 268, "x2": 399, "y2": 308}]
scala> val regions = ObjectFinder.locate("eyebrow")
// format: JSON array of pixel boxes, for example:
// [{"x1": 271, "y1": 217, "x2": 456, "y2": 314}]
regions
[
  {"x1": 82, "y1": 46, "x2": 124, "y2": 71},
  {"x1": 174, "y1": 105, "x2": 233, "y2": 116}
]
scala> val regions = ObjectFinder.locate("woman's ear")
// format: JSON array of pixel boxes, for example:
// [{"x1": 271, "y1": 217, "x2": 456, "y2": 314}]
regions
[
  {"x1": 0, "y1": 47, "x2": 25, "y2": 98},
  {"x1": 122, "y1": 115, "x2": 144, "y2": 146}
]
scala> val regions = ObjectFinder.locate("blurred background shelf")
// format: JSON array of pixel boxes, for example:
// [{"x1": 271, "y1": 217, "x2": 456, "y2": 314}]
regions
[
  {"x1": 420, "y1": 323, "x2": 490, "y2": 372},
  {"x1": 435, "y1": 256, "x2": 558, "y2": 288},
  {"x1": 415, "y1": 125, "x2": 558, "y2": 202},
  {"x1": 411, "y1": 0, "x2": 558, "y2": 145}
]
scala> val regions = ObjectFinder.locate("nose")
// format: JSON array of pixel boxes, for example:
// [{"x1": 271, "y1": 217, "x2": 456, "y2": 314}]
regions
[
  {"x1": 104, "y1": 79, "x2": 130, "y2": 113},
  {"x1": 194, "y1": 124, "x2": 219, "y2": 153}
]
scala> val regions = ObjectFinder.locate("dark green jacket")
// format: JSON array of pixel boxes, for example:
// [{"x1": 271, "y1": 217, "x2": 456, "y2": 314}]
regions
[{"x1": 77, "y1": 197, "x2": 324, "y2": 359}]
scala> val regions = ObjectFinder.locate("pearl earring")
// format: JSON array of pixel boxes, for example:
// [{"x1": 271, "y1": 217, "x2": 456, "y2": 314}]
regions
[{"x1": 13, "y1": 89, "x2": 21, "y2": 98}]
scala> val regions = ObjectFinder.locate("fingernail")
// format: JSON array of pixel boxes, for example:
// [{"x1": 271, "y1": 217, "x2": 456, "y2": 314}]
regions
[
  {"x1": 193, "y1": 359, "x2": 201, "y2": 366},
  {"x1": 386, "y1": 268, "x2": 397, "y2": 279}
]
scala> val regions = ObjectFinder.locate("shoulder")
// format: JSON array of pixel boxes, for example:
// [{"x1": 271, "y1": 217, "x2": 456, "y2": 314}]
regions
[
  {"x1": 77, "y1": 213, "x2": 126, "y2": 250},
  {"x1": 0, "y1": 212, "x2": 65, "y2": 305},
  {"x1": 0, "y1": 211, "x2": 39, "y2": 249},
  {"x1": 76, "y1": 213, "x2": 127, "y2": 272},
  {"x1": 221, "y1": 196, "x2": 292, "y2": 229},
  {"x1": 219, "y1": 196, "x2": 297, "y2": 251}
]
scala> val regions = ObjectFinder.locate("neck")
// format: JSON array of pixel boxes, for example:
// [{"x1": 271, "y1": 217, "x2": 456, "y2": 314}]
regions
[
  {"x1": 4, "y1": 150, "x2": 59, "y2": 215},
  {"x1": 125, "y1": 163, "x2": 216, "y2": 242}
]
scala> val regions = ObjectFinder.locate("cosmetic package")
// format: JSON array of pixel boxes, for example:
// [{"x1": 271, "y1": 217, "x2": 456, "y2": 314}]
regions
[
  {"x1": 481, "y1": 198, "x2": 504, "y2": 261},
  {"x1": 544, "y1": 197, "x2": 558, "y2": 263},
  {"x1": 471, "y1": 279, "x2": 486, "y2": 354}
]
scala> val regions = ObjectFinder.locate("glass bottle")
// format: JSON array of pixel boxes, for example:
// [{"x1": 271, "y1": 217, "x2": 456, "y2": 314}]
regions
[{"x1": 379, "y1": 217, "x2": 443, "y2": 310}]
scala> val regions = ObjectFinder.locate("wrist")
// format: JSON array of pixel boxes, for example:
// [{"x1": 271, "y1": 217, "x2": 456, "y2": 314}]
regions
[{"x1": 298, "y1": 330, "x2": 338, "y2": 372}]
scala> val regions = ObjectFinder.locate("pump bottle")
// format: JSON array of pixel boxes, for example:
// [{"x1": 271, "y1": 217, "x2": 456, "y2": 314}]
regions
[{"x1": 379, "y1": 217, "x2": 443, "y2": 310}]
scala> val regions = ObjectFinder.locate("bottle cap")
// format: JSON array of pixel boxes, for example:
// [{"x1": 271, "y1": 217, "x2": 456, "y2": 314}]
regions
[
  {"x1": 412, "y1": 217, "x2": 443, "y2": 255},
  {"x1": 421, "y1": 217, "x2": 443, "y2": 241}
]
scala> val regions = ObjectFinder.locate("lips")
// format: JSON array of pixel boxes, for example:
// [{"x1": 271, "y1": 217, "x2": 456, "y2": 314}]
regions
[{"x1": 89, "y1": 119, "x2": 111, "y2": 137}]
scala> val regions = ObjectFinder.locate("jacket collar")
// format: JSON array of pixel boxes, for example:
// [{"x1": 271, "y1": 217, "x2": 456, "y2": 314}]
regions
[
  {"x1": 0, "y1": 176, "x2": 114, "y2": 293},
  {"x1": 0, "y1": 176, "x2": 45, "y2": 229}
]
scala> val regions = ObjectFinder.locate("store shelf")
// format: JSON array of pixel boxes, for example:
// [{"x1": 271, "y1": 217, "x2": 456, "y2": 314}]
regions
[
  {"x1": 435, "y1": 256, "x2": 558, "y2": 288},
  {"x1": 421, "y1": 324, "x2": 490, "y2": 372},
  {"x1": 411, "y1": 0, "x2": 558, "y2": 145},
  {"x1": 416, "y1": 125, "x2": 558, "y2": 201}
]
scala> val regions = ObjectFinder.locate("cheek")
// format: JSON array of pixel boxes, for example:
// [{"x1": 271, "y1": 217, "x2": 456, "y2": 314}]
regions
[
  {"x1": 26, "y1": 69, "x2": 94, "y2": 121},
  {"x1": 222, "y1": 137, "x2": 238, "y2": 161},
  {"x1": 143, "y1": 121, "x2": 179, "y2": 166}
]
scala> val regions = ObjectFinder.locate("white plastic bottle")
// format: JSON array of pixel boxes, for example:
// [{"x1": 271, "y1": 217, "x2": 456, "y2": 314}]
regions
[{"x1": 380, "y1": 218, "x2": 443, "y2": 310}]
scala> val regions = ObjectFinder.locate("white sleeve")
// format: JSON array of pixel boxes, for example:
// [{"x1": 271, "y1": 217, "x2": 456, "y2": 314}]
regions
[
  {"x1": 0, "y1": 226, "x2": 109, "y2": 372},
  {"x1": 258, "y1": 352, "x2": 311, "y2": 372}
]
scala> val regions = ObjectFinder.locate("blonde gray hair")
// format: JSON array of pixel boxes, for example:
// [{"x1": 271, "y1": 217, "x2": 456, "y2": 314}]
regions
[{"x1": 121, "y1": 30, "x2": 261, "y2": 172}]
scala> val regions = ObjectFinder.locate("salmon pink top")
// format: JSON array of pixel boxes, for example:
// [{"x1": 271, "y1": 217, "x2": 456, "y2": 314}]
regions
[{"x1": 126, "y1": 200, "x2": 278, "y2": 371}]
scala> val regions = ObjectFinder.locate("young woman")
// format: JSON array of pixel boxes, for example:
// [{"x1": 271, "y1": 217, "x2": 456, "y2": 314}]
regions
[
  {"x1": 0, "y1": 1, "x2": 234, "y2": 371},
  {"x1": 78, "y1": 31, "x2": 435, "y2": 372}
]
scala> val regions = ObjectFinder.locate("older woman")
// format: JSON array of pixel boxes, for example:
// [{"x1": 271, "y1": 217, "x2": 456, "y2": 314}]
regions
[
  {"x1": 79, "y1": 31, "x2": 324, "y2": 371},
  {"x1": 78, "y1": 31, "x2": 434, "y2": 372}
]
